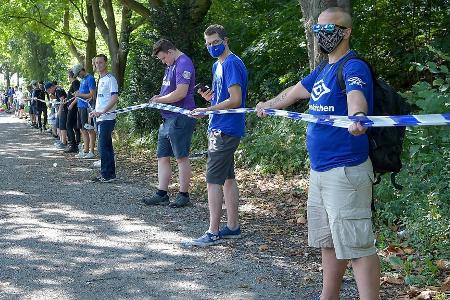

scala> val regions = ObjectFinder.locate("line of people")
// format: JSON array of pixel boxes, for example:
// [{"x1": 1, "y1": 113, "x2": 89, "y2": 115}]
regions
[
  {"x1": 142, "y1": 13, "x2": 380, "y2": 300},
  {"x1": 12, "y1": 54, "x2": 118, "y2": 183},
  {"x1": 12, "y1": 9, "x2": 379, "y2": 299}
]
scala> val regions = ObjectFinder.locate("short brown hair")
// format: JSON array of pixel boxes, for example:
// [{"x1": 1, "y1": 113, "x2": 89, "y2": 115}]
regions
[
  {"x1": 95, "y1": 54, "x2": 108, "y2": 62},
  {"x1": 152, "y1": 39, "x2": 176, "y2": 56},
  {"x1": 204, "y1": 24, "x2": 227, "y2": 40}
]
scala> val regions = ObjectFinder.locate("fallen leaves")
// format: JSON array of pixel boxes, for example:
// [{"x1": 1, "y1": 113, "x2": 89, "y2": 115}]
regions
[
  {"x1": 436, "y1": 259, "x2": 450, "y2": 271},
  {"x1": 296, "y1": 215, "x2": 306, "y2": 225},
  {"x1": 442, "y1": 276, "x2": 450, "y2": 292},
  {"x1": 381, "y1": 245, "x2": 407, "y2": 257},
  {"x1": 259, "y1": 244, "x2": 269, "y2": 252},
  {"x1": 381, "y1": 274, "x2": 405, "y2": 285}
]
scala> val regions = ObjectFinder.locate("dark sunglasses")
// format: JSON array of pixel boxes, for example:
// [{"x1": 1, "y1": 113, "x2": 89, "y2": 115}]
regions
[{"x1": 312, "y1": 23, "x2": 347, "y2": 33}]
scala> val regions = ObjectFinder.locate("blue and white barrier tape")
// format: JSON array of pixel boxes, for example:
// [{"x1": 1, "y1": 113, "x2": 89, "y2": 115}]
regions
[
  {"x1": 32, "y1": 97, "x2": 57, "y2": 105},
  {"x1": 102, "y1": 102, "x2": 450, "y2": 128},
  {"x1": 76, "y1": 97, "x2": 93, "y2": 109}
]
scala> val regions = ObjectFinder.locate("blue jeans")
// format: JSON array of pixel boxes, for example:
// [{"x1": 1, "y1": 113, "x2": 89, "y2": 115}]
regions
[{"x1": 98, "y1": 119, "x2": 116, "y2": 179}]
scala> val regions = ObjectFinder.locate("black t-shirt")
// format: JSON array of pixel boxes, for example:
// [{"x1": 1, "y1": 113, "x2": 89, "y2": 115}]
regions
[
  {"x1": 34, "y1": 88, "x2": 46, "y2": 109},
  {"x1": 55, "y1": 88, "x2": 68, "y2": 111},
  {"x1": 68, "y1": 79, "x2": 80, "y2": 100}
]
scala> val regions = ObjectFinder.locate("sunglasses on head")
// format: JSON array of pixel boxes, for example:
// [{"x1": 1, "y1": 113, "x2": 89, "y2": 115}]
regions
[{"x1": 312, "y1": 23, "x2": 347, "y2": 33}]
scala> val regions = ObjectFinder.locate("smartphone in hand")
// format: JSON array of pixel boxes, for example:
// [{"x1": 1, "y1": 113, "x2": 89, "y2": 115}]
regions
[{"x1": 194, "y1": 83, "x2": 210, "y2": 93}]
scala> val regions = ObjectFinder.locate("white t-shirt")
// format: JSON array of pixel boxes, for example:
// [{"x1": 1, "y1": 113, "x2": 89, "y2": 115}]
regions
[
  {"x1": 16, "y1": 91, "x2": 24, "y2": 105},
  {"x1": 95, "y1": 73, "x2": 119, "y2": 121}
]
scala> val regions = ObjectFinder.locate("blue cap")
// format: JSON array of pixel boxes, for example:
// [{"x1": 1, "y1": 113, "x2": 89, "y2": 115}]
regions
[{"x1": 44, "y1": 81, "x2": 54, "y2": 91}]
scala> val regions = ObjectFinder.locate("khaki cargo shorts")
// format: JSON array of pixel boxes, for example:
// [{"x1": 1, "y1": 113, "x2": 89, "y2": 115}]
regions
[{"x1": 307, "y1": 159, "x2": 377, "y2": 260}]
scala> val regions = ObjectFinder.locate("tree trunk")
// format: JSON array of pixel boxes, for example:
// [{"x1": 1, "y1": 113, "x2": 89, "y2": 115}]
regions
[
  {"x1": 91, "y1": 0, "x2": 134, "y2": 90},
  {"x1": 63, "y1": 10, "x2": 85, "y2": 64},
  {"x1": 115, "y1": 5, "x2": 133, "y2": 91},
  {"x1": 63, "y1": 3, "x2": 96, "y2": 73},
  {"x1": 5, "y1": 70, "x2": 11, "y2": 89},
  {"x1": 85, "y1": 1, "x2": 96, "y2": 74},
  {"x1": 300, "y1": 0, "x2": 351, "y2": 70}
]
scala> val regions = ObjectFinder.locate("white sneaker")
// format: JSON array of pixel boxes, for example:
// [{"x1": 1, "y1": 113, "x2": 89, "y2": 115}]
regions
[
  {"x1": 83, "y1": 152, "x2": 94, "y2": 159},
  {"x1": 93, "y1": 160, "x2": 101, "y2": 168},
  {"x1": 84, "y1": 124, "x2": 95, "y2": 130},
  {"x1": 76, "y1": 152, "x2": 86, "y2": 158}
]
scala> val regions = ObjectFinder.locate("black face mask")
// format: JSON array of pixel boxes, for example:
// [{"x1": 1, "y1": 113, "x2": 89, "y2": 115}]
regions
[{"x1": 316, "y1": 27, "x2": 346, "y2": 54}]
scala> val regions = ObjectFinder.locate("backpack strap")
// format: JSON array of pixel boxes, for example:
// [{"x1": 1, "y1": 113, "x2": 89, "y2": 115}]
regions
[
  {"x1": 317, "y1": 60, "x2": 328, "y2": 73},
  {"x1": 337, "y1": 54, "x2": 359, "y2": 94},
  {"x1": 336, "y1": 54, "x2": 376, "y2": 95}
]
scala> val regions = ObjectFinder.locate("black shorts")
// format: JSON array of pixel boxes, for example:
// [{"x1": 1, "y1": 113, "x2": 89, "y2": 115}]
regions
[
  {"x1": 206, "y1": 131, "x2": 240, "y2": 185},
  {"x1": 77, "y1": 108, "x2": 89, "y2": 129},
  {"x1": 67, "y1": 107, "x2": 79, "y2": 129},
  {"x1": 59, "y1": 109, "x2": 68, "y2": 130}
]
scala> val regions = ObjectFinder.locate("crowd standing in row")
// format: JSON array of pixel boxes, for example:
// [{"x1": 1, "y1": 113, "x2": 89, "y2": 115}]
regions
[
  {"x1": 3, "y1": 8, "x2": 379, "y2": 299},
  {"x1": 5, "y1": 55, "x2": 118, "y2": 183}
]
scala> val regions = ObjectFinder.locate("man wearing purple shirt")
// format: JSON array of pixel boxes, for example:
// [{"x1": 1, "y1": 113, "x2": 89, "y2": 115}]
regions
[{"x1": 142, "y1": 39, "x2": 197, "y2": 208}]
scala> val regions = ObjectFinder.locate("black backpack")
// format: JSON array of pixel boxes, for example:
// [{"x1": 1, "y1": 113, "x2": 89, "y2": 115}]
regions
[{"x1": 334, "y1": 54, "x2": 412, "y2": 189}]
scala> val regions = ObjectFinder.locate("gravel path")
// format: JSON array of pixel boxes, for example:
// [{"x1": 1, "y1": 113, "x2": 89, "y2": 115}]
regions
[{"x1": 0, "y1": 113, "x2": 361, "y2": 300}]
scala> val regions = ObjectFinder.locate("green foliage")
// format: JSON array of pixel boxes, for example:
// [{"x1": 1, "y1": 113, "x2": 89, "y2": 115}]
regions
[
  {"x1": 352, "y1": 0, "x2": 449, "y2": 89},
  {"x1": 237, "y1": 114, "x2": 309, "y2": 175},
  {"x1": 374, "y1": 52, "x2": 450, "y2": 286},
  {"x1": 21, "y1": 32, "x2": 57, "y2": 81},
  {"x1": 207, "y1": 0, "x2": 308, "y2": 105},
  {"x1": 121, "y1": 26, "x2": 163, "y2": 134}
]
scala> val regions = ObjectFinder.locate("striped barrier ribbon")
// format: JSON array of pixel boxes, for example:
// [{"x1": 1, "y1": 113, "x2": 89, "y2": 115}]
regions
[
  {"x1": 101, "y1": 102, "x2": 450, "y2": 128},
  {"x1": 31, "y1": 97, "x2": 60, "y2": 106},
  {"x1": 75, "y1": 97, "x2": 93, "y2": 109}
]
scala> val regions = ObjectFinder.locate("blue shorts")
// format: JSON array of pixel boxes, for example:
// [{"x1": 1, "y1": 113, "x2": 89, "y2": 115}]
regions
[{"x1": 157, "y1": 114, "x2": 196, "y2": 159}]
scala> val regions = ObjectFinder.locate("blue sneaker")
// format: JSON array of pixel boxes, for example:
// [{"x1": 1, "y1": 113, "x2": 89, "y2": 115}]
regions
[
  {"x1": 219, "y1": 226, "x2": 241, "y2": 239},
  {"x1": 311, "y1": 295, "x2": 320, "y2": 300},
  {"x1": 190, "y1": 231, "x2": 223, "y2": 247}
]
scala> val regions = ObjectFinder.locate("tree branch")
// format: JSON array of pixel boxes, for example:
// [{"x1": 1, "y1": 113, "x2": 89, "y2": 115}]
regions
[
  {"x1": 6, "y1": 14, "x2": 87, "y2": 43},
  {"x1": 119, "y1": 0, "x2": 151, "y2": 19},
  {"x1": 69, "y1": 0, "x2": 88, "y2": 26},
  {"x1": 90, "y1": 0, "x2": 110, "y2": 43},
  {"x1": 64, "y1": 9, "x2": 85, "y2": 63},
  {"x1": 103, "y1": 0, "x2": 119, "y2": 49},
  {"x1": 149, "y1": 0, "x2": 163, "y2": 7},
  {"x1": 130, "y1": 16, "x2": 146, "y2": 31}
]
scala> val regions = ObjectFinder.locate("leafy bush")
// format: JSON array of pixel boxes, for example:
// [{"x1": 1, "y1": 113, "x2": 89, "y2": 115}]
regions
[
  {"x1": 237, "y1": 114, "x2": 309, "y2": 175},
  {"x1": 374, "y1": 51, "x2": 450, "y2": 286}
]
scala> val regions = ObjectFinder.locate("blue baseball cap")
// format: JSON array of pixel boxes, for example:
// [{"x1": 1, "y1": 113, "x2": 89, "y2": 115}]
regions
[{"x1": 44, "y1": 81, "x2": 55, "y2": 91}]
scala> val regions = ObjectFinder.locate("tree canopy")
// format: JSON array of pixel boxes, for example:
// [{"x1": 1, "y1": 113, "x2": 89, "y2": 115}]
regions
[{"x1": 0, "y1": 0, "x2": 449, "y2": 294}]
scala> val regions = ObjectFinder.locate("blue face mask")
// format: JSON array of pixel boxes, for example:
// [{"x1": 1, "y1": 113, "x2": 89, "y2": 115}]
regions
[{"x1": 207, "y1": 43, "x2": 225, "y2": 58}]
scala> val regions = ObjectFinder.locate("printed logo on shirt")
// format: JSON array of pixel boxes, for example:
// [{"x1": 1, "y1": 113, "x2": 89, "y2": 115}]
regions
[
  {"x1": 311, "y1": 79, "x2": 331, "y2": 101},
  {"x1": 347, "y1": 77, "x2": 366, "y2": 87},
  {"x1": 162, "y1": 80, "x2": 170, "y2": 86},
  {"x1": 309, "y1": 104, "x2": 335, "y2": 112},
  {"x1": 182, "y1": 71, "x2": 191, "y2": 80}
]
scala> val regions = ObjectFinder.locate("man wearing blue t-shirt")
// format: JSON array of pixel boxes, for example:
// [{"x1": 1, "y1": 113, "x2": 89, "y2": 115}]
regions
[
  {"x1": 190, "y1": 24, "x2": 248, "y2": 247},
  {"x1": 72, "y1": 64, "x2": 96, "y2": 159},
  {"x1": 256, "y1": 7, "x2": 380, "y2": 300}
]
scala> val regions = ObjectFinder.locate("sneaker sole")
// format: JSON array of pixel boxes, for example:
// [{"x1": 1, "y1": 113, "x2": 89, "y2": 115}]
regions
[
  {"x1": 169, "y1": 201, "x2": 193, "y2": 208},
  {"x1": 190, "y1": 239, "x2": 224, "y2": 247},
  {"x1": 221, "y1": 234, "x2": 241, "y2": 239},
  {"x1": 101, "y1": 179, "x2": 117, "y2": 183},
  {"x1": 142, "y1": 200, "x2": 170, "y2": 206}
]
